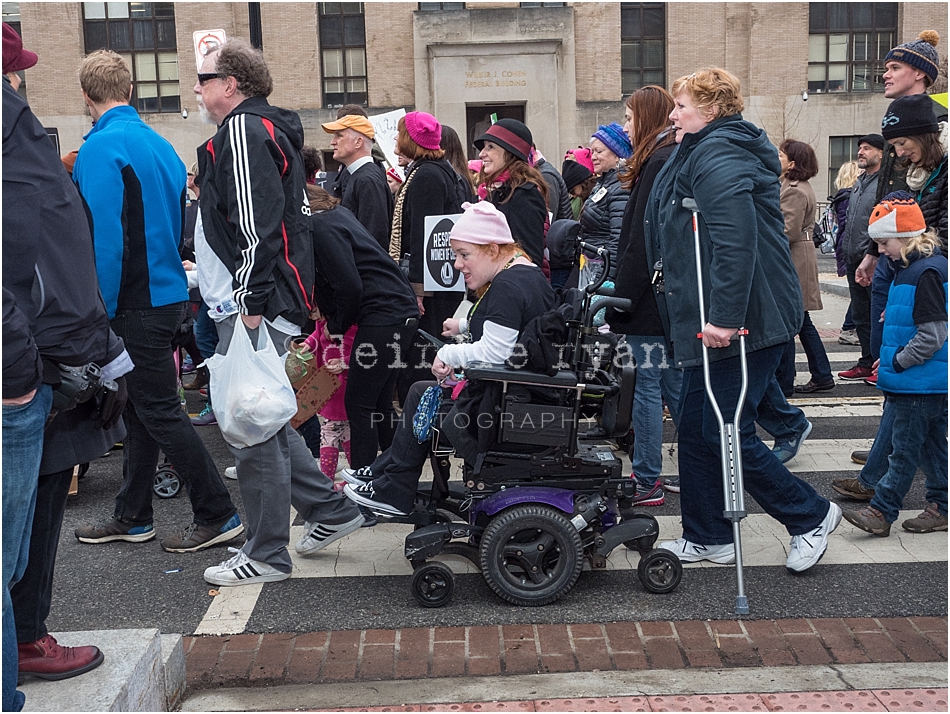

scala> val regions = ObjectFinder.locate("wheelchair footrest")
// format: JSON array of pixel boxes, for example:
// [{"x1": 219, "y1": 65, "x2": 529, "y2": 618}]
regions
[{"x1": 405, "y1": 523, "x2": 479, "y2": 562}]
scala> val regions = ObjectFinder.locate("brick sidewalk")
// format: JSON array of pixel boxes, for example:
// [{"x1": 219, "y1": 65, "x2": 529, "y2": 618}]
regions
[{"x1": 183, "y1": 617, "x2": 947, "y2": 691}]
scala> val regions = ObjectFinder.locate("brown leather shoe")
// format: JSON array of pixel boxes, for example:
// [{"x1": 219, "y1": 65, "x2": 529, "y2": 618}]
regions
[
  {"x1": 17, "y1": 635, "x2": 104, "y2": 683},
  {"x1": 831, "y1": 477, "x2": 875, "y2": 501},
  {"x1": 183, "y1": 366, "x2": 209, "y2": 390},
  {"x1": 851, "y1": 449, "x2": 870, "y2": 465},
  {"x1": 902, "y1": 503, "x2": 948, "y2": 533}
]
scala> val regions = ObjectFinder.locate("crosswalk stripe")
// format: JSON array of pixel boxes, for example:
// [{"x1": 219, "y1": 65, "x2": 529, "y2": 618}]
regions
[{"x1": 660, "y1": 438, "x2": 875, "y2": 475}]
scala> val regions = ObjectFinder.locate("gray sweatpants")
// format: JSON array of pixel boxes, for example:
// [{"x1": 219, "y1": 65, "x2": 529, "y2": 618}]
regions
[{"x1": 215, "y1": 315, "x2": 361, "y2": 572}]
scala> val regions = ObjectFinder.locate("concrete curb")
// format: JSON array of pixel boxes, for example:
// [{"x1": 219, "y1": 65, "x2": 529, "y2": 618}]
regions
[
  {"x1": 819, "y1": 279, "x2": 851, "y2": 298},
  {"x1": 180, "y1": 661, "x2": 949, "y2": 711},
  {"x1": 21, "y1": 629, "x2": 184, "y2": 712}
]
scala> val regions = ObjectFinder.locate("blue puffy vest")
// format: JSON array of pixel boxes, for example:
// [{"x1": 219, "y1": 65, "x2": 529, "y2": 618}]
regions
[{"x1": 877, "y1": 253, "x2": 948, "y2": 395}]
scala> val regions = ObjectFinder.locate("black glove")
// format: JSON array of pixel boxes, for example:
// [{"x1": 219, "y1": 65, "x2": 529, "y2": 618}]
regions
[{"x1": 93, "y1": 376, "x2": 127, "y2": 430}]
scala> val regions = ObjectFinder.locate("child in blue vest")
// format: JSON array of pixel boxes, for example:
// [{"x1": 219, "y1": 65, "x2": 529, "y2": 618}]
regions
[{"x1": 843, "y1": 193, "x2": 948, "y2": 536}]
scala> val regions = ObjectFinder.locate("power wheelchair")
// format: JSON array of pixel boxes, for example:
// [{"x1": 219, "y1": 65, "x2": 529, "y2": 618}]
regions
[{"x1": 381, "y1": 243, "x2": 683, "y2": 608}]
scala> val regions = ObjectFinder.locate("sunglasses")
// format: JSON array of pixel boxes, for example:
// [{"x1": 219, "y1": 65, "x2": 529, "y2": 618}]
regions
[{"x1": 197, "y1": 72, "x2": 226, "y2": 85}]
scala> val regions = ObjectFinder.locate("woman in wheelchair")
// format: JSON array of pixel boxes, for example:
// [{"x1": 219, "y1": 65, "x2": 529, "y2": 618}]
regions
[{"x1": 341, "y1": 201, "x2": 555, "y2": 516}]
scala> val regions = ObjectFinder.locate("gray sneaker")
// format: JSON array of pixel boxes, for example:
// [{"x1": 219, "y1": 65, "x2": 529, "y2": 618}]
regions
[
  {"x1": 160, "y1": 513, "x2": 244, "y2": 553},
  {"x1": 75, "y1": 517, "x2": 155, "y2": 544},
  {"x1": 901, "y1": 503, "x2": 948, "y2": 533}
]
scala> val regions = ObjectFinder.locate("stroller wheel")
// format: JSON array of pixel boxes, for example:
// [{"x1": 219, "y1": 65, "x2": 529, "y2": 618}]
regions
[
  {"x1": 153, "y1": 467, "x2": 182, "y2": 499},
  {"x1": 479, "y1": 504, "x2": 584, "y2": 607},
  {"x1": 637, "y1": 548, "x2": 682, "y2": 594},
  {"x1": 410, "y1": 561, "x2": 455, "y2": 608}
]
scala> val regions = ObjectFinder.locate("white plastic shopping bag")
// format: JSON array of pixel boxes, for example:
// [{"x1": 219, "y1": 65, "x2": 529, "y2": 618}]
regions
[{"x1": 204, "y1": 320, "x2": 298, "y2": 448}]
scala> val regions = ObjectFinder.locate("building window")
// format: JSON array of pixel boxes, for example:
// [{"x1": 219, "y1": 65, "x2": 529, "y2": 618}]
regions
[
  {"x1": 808, "y1": 2, "x2": 897, "y2": 94},
  {"x1": 81, "y1": 2, "x2": 179, "y2": 113},
  {"x1": 828, "y1": 135, "x2": 861, "y2": 193},
  {"x1": 418, "y1": 2, "x2": 464, "y2": 9},
  {"x1": 319, "y1": 2, "x2": 367, "y2": 108},
  {"x1": 519, "y1": 2, "x2": 565, "y2": 7},
  {"x1": 2, "y1": 2, "x2": 26, "y2": 98},
  {"x1": 620, "y1": 3, "x2": 665, "y2": 94}
]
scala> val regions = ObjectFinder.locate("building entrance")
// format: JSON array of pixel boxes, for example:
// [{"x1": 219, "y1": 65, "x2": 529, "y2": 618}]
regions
[{"x1": 465, "y1": 103, "x2": 525, "y2": 159}]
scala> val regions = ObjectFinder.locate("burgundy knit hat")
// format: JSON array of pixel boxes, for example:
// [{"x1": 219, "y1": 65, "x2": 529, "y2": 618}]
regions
[{"x1": 404, "y1": 111, "x2": 442, "y2": 151}]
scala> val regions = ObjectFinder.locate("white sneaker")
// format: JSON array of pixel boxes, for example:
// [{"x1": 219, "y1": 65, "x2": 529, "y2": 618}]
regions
[
  {"x1": 224, "y1": 466, "x2": 237, "y2": 480},
  {"x1": 203, "y1": 547, "x2": 290, "y2": 586},
  {"x1": 339, "y1": 467, "x2": 373, "y2": 486},
  {"x1": 786, "y1": 502, "x2": 842, "y2": 573},
  {"x1": 659, "y1": 538, "x2": 736, "y2": 564},
  {"x1": 295, "y1": 513, "x2": 365, "y2": 555}
]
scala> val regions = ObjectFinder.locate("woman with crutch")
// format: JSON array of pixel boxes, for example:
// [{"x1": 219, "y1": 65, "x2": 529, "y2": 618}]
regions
[{"x1": 646, "y1": 68, "x2": 841, "y2": 578}]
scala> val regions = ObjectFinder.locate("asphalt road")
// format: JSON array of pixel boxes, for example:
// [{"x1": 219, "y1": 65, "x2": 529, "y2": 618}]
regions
[{"x1": 45, "y1": 294, "x2": 946, "y2": 638}]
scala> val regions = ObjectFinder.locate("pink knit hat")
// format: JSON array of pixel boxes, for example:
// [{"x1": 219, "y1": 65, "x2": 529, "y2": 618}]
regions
[
  {"x1": 565, "y1": 147, "x2": 595, "y2": 173},
  {"x1": 404, "y1": 111, "x2": 442, "y2": 151},
  {"x1": 450, "y1": 202, "x2": 513, "y2": 245}
]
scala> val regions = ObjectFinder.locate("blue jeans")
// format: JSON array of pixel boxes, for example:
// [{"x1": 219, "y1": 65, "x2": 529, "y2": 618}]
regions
[
  {"x1": 678, "y1": 344, "x2": 830, "y2": 545},
  {"x1": 2, "y1": 384, "x2": 52, "y2": 712},
  {"x1": 778, "y1": 312, "x2": 832, "y2": 392},
  {"x1": 868, "y1": 394, "x2": 948, "y2": 522},
  {"x1": 857, "y1": 398, "x2": 895, "y2": 490},
  {"x1": 111, "y1": 304, "x2": 236, "y2": 526},
  {"x1": 870, "y1": 258, "x2": 895, "y2": 359},
  {"x1": 756, "y1": 376, "x2": 809, "y2": 441},
  {"x1": 626, "y1": 336, "x2": 683, "y2": 485}
]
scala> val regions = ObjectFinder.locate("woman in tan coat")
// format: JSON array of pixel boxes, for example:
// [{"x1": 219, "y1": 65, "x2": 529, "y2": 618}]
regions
[{"x1": 777, "y1": 139, "x2": 834, "y2": 394}]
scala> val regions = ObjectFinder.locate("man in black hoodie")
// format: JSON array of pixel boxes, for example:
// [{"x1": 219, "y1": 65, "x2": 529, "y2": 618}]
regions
[{"x1": 194, "y1": 39, "x2": 363, "y2": 588}]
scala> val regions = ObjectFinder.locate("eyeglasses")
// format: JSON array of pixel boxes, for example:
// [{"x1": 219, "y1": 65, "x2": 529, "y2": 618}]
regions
[{"x1": 197, "y1": 72, "x2": 226, "y2": 85}]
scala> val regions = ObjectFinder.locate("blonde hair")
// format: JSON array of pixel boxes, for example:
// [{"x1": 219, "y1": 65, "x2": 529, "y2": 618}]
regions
[
  {"x1": 670, "y1": 67, "x2": 744, "y2": 121},
  {"x1": 894, "y1": 227, "x2": 940, "y2": 267},
  {"x1": 79, "y1": 50, "x2": 132, "y2": 104},
  {"x1": 834, "y1": 160, "x2": 860, "y2": 190}
]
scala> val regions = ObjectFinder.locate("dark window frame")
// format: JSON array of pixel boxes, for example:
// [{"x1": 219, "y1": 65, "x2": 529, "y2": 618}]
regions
[
  {"x1": 81, "y1": 1, "x2": 180, "y2": 113},
  {"x1": 418, "y1": 2, "x2": 465, "y2": 10},
  {"x1": 318, "y1": 2, "x2": 368, "y2": 108},
  {"x1": 620, "y1": 2, "x2": 666, "y2": 95},
  {"x1": 807, "y1": 2, "x2": 897, "y2": 94},
  {"x1": 827, "y1": 135, "x2": 862, "y2": 195}
]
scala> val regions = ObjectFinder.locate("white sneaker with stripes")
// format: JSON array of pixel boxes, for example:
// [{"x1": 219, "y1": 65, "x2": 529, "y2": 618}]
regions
[
  {"x1": 203, "y1": 547, "x2": 290, "y2": 587},
  {"x1": 294, "y1": 513, "x2": 365, "y2": 555}
]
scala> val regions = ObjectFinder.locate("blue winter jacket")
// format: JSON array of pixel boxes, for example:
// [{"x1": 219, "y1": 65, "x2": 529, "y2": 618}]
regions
[
  {"x1": 73, "y1": 104, "x2": 189, "y2": 318},
  {"x1": 878, "y1": 253, "x2": 948, "y2": 394}
]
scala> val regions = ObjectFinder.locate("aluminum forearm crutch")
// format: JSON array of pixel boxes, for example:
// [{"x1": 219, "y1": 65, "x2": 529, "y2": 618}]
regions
[{"x1": 682, "y1": 197, "x2": 750, "y2": 615}]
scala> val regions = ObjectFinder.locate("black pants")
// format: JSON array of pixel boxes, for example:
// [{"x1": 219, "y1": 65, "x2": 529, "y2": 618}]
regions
[
  {"x1": 846, "y1": 261, "x2": 874, "y2": 368},
  {"x1": 11, "y1": 468, "x2": 72, "y2": 643},
  {"x1": 397, "y1": 292, "x2": 462, "y2": 405},
  {"x1": 111, "y1": 304, "x2": 236, "y2": 526},
  {"x1": 345, "y1": 322, "x2": 417, "y2": 468}
]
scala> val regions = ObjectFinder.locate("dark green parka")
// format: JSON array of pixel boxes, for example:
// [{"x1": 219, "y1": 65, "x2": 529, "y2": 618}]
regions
[{"x1": 645, "y1": 114, "x2": 804, "y2": 368}]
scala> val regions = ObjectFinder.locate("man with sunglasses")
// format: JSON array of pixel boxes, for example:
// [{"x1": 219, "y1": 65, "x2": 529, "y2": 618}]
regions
[{"x1": 194, "y1": 39, "x2": 364, "y2": 587}]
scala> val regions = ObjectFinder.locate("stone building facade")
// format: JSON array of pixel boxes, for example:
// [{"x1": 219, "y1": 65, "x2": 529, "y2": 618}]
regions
[{"x1": 10, "y1": 1, "x2": 947, "y2": 195}]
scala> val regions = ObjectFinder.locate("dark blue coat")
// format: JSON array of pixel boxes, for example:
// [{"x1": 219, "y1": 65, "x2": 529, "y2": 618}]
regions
[{"x1": 646, "y1": 114, "x2": 803, "y2": 368}]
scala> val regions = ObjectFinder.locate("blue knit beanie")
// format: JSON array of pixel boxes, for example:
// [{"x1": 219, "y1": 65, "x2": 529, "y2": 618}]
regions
[
  {"x1": 591, "y1": 122, "x2": 632, "y2": 159},
  {"x1": 884, "y1": 31, "x2": 940, "y2": 86}
]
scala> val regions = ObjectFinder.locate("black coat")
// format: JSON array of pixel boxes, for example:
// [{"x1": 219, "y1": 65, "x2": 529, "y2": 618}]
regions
[
  {"x1": 341, "y1": 160, "x2": 395, "y2": 252},
  {"x1": 537, "y1": 158, "x2": 573, "y2": 222},
  {"x1": 579, "y1": 168, "x2": 629, "y2": 269},
  {"x1": 398, "y1": 159, "x2": 467, "y2": 285},
  {"x1": 487, "y1": 182, "x2": 548, "y2": 268},
  {"x1": 310, "y1": 205, "x2": 418, "y2": 335},
  {"x1": 917, "y1": 157, "x2": 947, "y2": 245},
  {"x1": 608, "y1": 144, "x2": 674, "y2": 336},
  {"x1": 2, "y1": 78, "x2": 126, "y2": 470}
]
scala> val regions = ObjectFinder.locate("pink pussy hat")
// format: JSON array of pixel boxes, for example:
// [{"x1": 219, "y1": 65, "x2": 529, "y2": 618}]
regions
[
  {"x1": 404, "y1": 111, "x2": 442, "y2": 151},
  {"x1": 450, "y1": 201, "x2": 514, "y2": 245}
]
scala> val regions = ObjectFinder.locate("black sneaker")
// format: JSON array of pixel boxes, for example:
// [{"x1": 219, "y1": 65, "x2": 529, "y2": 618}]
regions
[
  {"x1": 339, "y1": 467, "x2": 373, "y2": 486},
  {"x1": 160, "y1": 513, "x2": 244, "y2": 553},
  {"x1": 662, "y1": 478, "x2": 680, "y2": 493},
  {"x1": 75, "y1": 517, "x2": 155, "y2": 544},
  {"x1": 342, "y1": 482, "x2": 408, "y2": 516}
]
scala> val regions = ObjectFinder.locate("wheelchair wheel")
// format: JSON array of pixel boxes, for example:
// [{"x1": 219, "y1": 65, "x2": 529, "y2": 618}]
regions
[
  {"x1": 637, "y1": 548, "x2": 682, "y2": 594},
  {"x1": 411, "y1": 561, "x2": 455, "y2": 608},
  {"x1": 479, "y1": 504, "x2": 584, "y2": 607},
  {"x1": 153, "y1": 466, "x2": 181, "y2": 499}
]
